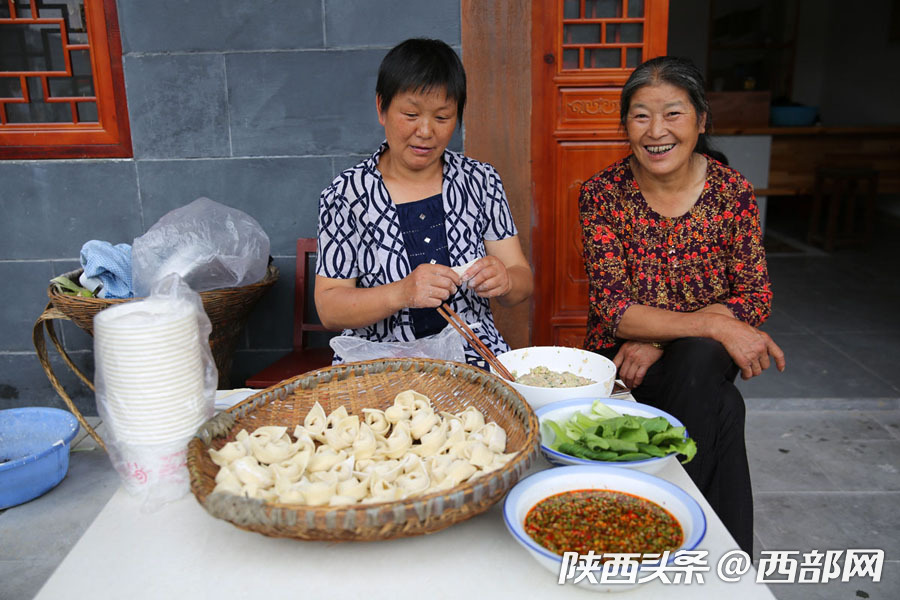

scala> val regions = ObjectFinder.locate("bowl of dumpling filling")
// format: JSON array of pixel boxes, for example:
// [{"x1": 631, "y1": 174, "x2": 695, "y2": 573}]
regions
[{"x1": 493, "y1": 346, "x2": 616, "y2": 410}]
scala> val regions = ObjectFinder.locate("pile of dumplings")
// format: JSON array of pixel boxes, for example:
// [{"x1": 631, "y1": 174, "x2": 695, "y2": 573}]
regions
[{"x1": 208, "y1": 390, "x2": 518, "y2": 506}]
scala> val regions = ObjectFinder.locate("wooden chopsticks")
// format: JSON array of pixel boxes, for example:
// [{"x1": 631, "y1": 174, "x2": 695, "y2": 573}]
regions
[{"x1": 437, "y1": 304, "x2": 515, "y2": 381}]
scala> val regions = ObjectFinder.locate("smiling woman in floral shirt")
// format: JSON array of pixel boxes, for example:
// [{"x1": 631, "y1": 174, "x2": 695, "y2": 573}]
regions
[
  {"x1": 580, "y1": 56, "x2": 785, "y2": 555},
  {"x1": 581, "y1": 157, "x2": 773, "y2": 350}
]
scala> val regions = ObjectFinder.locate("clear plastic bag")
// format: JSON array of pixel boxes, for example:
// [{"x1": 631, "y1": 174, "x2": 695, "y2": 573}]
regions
[
  {"x1": 132, "y1": 197, "x2": 270, "y2": 297},
  {"x1": 94, "y1": 273, "x2": 217, "y2": 512},
  {"x1": 329, "y1": 322, "x2": 467, "y2": 364}
]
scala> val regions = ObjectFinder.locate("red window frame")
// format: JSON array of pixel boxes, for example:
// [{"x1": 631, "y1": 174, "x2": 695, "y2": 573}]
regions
[{"x1": 0, "y1": 0, "x2": 132, "y2": 159}]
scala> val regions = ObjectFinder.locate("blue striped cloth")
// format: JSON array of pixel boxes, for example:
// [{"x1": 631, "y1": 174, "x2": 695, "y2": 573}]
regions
[{"x1": 79, "y1": 240, "x2": 133, "y2": 298}]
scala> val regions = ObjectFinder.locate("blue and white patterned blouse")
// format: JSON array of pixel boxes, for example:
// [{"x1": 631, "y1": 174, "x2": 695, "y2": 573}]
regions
[{"x1": 316, "y1": 142, "x2": 518, "y2": 366}]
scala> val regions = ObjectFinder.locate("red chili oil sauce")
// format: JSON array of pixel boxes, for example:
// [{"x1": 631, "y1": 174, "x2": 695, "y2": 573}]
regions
[{"x1": 524, "y1": 489, "x2": 683, "y2": 555}]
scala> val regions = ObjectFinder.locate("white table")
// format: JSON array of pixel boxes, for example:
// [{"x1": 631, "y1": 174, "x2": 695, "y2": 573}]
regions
[{"x1": 36, "y1": 392, "x2": 776, "y2": 599}]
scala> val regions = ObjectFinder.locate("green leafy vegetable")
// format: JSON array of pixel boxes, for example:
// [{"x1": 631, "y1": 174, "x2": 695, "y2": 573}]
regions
[
  {"x1": 590, "y1": 399, "x2": 622, "y2": 420},
  {"x1": 557, "y1": 442, "x2": 618, "y2": 461},
  {"x1": 50, "y1": 275, "x2": 96, "y2": 298},
  {"x1": 543, "y1": 401, "x2": 697, "y2": 464}
]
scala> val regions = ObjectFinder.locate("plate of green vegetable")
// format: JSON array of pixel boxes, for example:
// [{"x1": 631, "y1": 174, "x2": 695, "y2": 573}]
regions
[{"x1": 536, "y1": 398, "x2": 697, "y2": 474}]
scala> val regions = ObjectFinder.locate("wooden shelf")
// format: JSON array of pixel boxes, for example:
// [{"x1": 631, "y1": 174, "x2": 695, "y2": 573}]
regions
[
  {"x1": 714, "y1": 125, "x2": 900, "y2": 136},
  {"x1": 755, "y1": 187, "x2": 809, "y2": 197}
]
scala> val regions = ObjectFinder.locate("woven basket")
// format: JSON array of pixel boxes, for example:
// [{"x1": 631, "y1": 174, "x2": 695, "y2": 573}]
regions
[
  {"x1": 187, "y1": 358, "x2": 540, "y2": 541},
  {"x1": 47, "y1": 264, "x2": 278, "y2": 387},
  {"x1": 33, "y1": 265, "x2": 278, "y2": 450}
]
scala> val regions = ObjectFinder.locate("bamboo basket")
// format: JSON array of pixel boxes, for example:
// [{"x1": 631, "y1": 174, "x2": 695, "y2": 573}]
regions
[
  {"x1": 33, "y1": 264, "x2": 279, "y2": 450},
  {"x1": 187, "y1": 358, "x2": 540, "y2": 541}
]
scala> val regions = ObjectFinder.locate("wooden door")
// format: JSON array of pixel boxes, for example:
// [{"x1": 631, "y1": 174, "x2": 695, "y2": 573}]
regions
[{"x1": 531, "y1": 0, "x2": 669, "y2": 346}]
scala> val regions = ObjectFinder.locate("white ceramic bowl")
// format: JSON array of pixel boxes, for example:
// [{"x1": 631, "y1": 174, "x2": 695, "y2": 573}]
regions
[
  {"x1": 536, "y1": 398, "x2": 687, "y2": 474},
  {"x1": 502, "y1": 465, "x2": 706, "y2": 592},
  {"x1": 494, "y1": 346, "x2": 616, "y2": 410}
]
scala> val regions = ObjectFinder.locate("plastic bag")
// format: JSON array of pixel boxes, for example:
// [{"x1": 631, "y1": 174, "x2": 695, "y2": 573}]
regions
[
  {"x1": 93, "y1": 273, "x2": 217, "y2": 512},
  {"x1": 329, "y1": 322, "x2": 467, "y2": 364},
  {"x1": 132, "y1": 197, "x2": 270, "y2": 297}
]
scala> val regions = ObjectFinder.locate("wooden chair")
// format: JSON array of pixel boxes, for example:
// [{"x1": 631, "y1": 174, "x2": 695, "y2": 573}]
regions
[
  {"x1": 245, "y1": 238, "x2": 334, "y2": 388},
  {"x1": 807, "y1": 166, "x2": 878, "y2": 252}
]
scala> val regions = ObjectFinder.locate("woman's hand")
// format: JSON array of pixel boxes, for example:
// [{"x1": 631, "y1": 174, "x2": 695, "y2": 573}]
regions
[
  {"x1": 465, "y1": 255, "x2": 511, "y2": 299},
  {"x1": 613, "y1": 341, "x2": 664, "y2": 389},
  {"x1": 713, "y1": 316, "x2": 786, "y2": 380},
  {"x1": 399, "y1": 263, "x2": 461, "y2": 308}
]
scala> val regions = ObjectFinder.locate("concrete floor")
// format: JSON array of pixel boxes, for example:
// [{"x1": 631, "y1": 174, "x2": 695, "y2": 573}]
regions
[{"x1": 2, "y1": 206, "x2": 899, "y2": 599}]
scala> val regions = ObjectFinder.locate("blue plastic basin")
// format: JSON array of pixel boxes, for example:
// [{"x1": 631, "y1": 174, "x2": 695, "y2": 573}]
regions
[{"x1": 0, "y1": 407, "x2": 80, "y2": 509}]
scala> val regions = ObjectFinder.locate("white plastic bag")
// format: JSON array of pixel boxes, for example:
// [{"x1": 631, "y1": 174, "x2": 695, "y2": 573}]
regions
[
  {"x1": 329, "y1": 323, "x2": 467, "y2": 364},
  {"x1": 132, "y1": 197, "x2": 270, "y2": 297},
  {"x1": 93, "y1": 273, "x2": 217, "y2": 512}
]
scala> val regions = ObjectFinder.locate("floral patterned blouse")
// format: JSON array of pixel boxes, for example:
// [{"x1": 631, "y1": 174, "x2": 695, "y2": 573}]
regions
[{"x1": 580, "y1": 155, "x2": 772, "y2": 350}]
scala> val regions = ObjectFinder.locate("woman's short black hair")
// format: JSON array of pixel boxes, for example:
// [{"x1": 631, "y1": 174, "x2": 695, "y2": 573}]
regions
[
  {"x1": 620, "y1": 56, "x2": 725, "y2": 161},
  {"x1": 376, "y1": 38, "x2": 466, "y2": 126}
]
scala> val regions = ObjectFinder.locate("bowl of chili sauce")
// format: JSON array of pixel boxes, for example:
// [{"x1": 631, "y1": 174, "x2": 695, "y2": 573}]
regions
[{"x1": 502, "y1": 465, "x2": 706, "y2": 591}]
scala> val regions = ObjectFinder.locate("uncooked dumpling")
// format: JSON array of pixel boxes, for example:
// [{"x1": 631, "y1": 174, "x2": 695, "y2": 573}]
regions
[
  {"x1": 444, "y1": 459, "x2": 477, "y2": 487},
  {"x1": 451, "y1": 259, "x2": 477, "y2": 281},
  {"x1": 291, "y1": 426, "x2": 316, "y2": 454},
  {"x1": 368, "y1": 477, "x2": 399, "y2": 502},
  {"x1": 297, "y1": 480, "x2": 336, "y2": 506},
  {"x1": 209, "y1": 440, "x2": 248, "y2": 467},
  {"x1": 465, "y1": 441, "x2": 495, "y2": 469},
  {"x1": 384, "y1": 402, "x2": 411, "y2": 424},
  {"x1": 475, "y1": 422, "x2": 507, "y2": 454},
  {"x1": 413, "y1": 424, "x2": 447, "y2": 457},
  {"x1": 384, "y1": 421, "x2": 412, "y2": 459},
  {"x1": 250, "y1": 434, "x2": 299, "y2": 464},
  {"x1": 338, "y1": 475, "x2": 370, "y2": 501},
  {"x1": 212, "y1": 477, "x2": 243, "y2": 496},
  {"x1": 231, "y1": 456, "x2": 274, "y2": 488},
  {"x1": 371, "y1": 459, "x2": 403, "y2": 483},
  {"x1": 215, "y1": 464, "x2": 240, "y2": 487},
  {"x1": 270, "y1": 457, "x2": 305, "y2": 483},
  {"x1": 362, "y1": 408, "x2": 390, "y2": 436},
  {"x1": 329, "y1": 455, "x2": 356, "y2": 482},
  {"x1": 457, "y1": 406, "x2": 485, "y2": 432},
  {"x1": 397, "y1": 470, "x2": 430, "y2": 495},
  {"x1": 304, "y1": 402, "x2": 328, "y2": 441},
  {"x1": 250, "y1": 426, "x2": 289, "y2": 443},
  {"x1": 208, "y1": 389, "x2": 517, "y2": 507},
  {"x1": 324, "y1": 415, "x2": 359, "y2": 451},
  {"x1": 410, "y1": 408, "x2": 439, "y2": 440},
  {"x1": 307, "y1": 445, "x2": 346, "y2": 472},
  {"x1": 325, "y1": 405, "x2": 349, "y2": 428},
  {"x1": 351, "y1": 422, "x2": 377, "y2": 460}
]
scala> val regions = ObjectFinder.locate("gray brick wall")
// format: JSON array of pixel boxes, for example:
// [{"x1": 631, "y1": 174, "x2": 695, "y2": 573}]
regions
[{"x1": 1, "y1": 0, "x2": 461, "y2": 414}]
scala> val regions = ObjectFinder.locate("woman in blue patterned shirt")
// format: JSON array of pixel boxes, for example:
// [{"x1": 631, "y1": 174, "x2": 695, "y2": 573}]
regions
[{"x1": 315, "y1": 38, "x2": 533, "y2": 367}]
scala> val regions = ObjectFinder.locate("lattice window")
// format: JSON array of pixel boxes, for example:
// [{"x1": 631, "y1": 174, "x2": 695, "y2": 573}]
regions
[
  {"x1": 561, "y1": 0, "x2": 647, "y2": 70},
  {"x1": 0, "y1": 0, "x2": 131, "y2": 158}
]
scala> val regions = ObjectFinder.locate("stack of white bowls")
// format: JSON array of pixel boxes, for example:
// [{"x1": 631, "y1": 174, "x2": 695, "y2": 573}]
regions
[{"x1": 94, "y1": 298, "x2": 209, "y2": 450}]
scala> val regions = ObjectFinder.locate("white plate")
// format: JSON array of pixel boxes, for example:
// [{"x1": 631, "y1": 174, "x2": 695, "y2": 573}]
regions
[
  {"x1": 94, "y1": 299, "x2": 195, "y2": 329},
  {"x1": 93, "y1": 330, "x2": 200, "y2": 350},
  {"x1": 96, "y1": 352, "x2": 202, "y2": 373},
  {"x1": 100, "y1": 373, "x2": 204, "y2": 395}
]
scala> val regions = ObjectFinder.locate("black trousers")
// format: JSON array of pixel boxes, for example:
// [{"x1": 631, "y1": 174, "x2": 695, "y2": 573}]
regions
[{"x1": 598, "y1": 337, "x2": 754, "y2": 554}]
